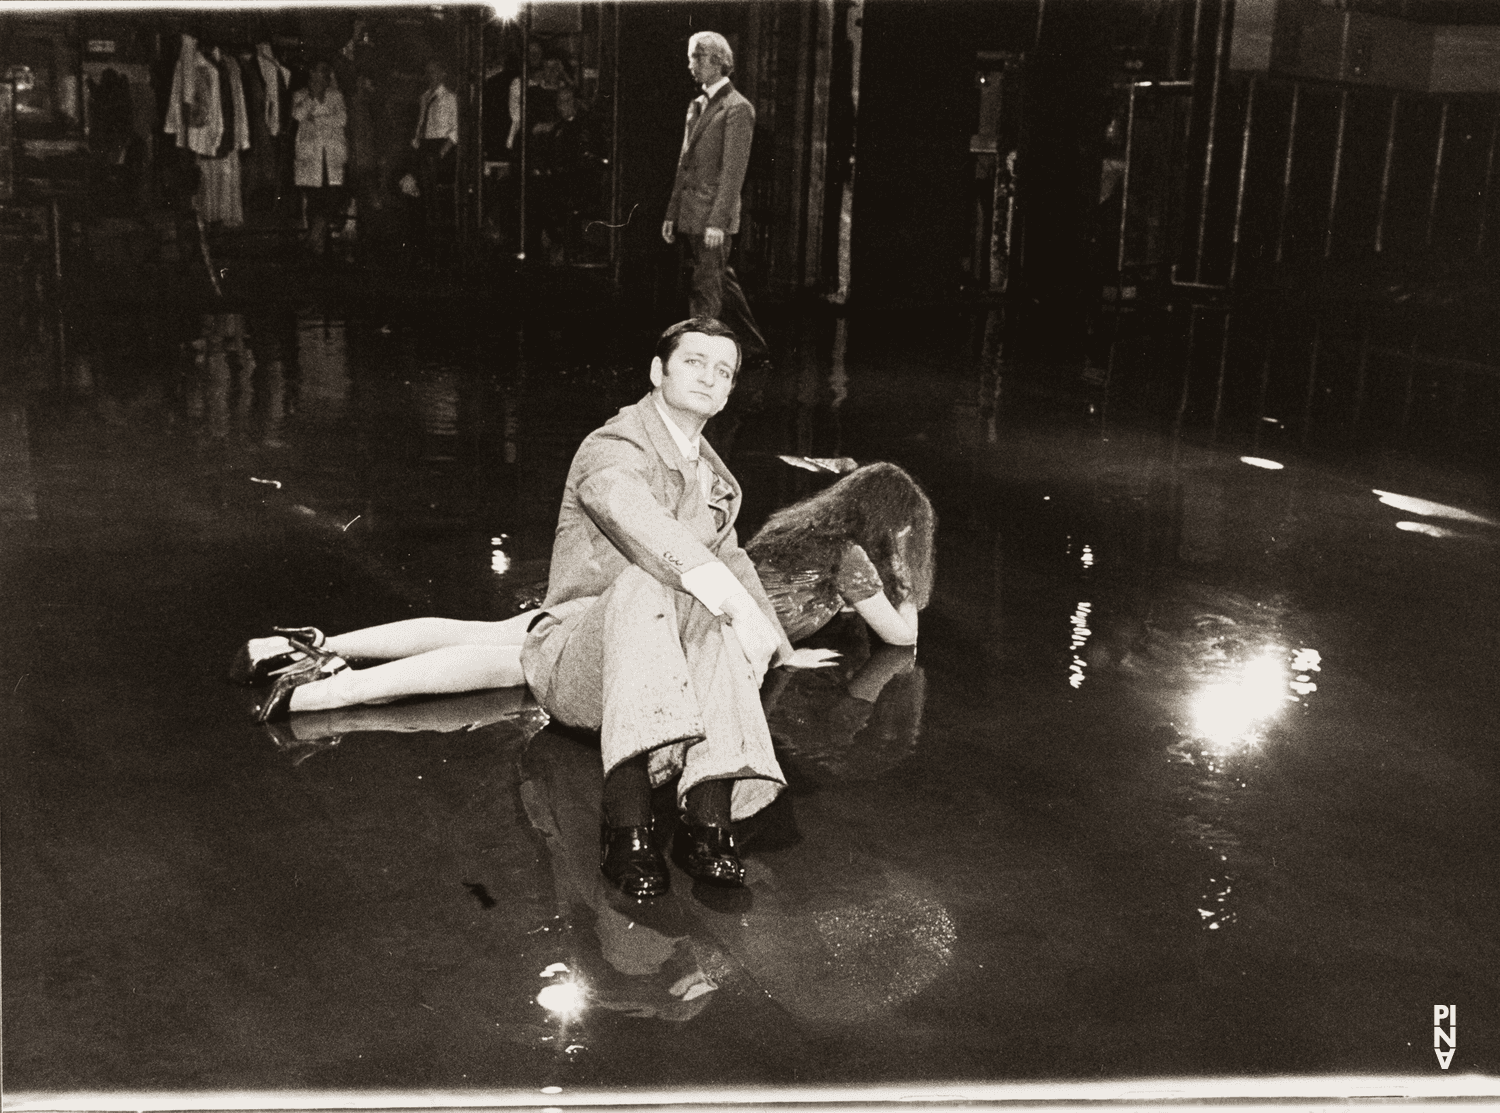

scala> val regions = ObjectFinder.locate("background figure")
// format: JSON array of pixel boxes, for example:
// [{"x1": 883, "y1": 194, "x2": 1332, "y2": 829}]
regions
[
  {"x1": 345, "y1": 74, "x2": 381, "y2": 254},
  {"x1": 662, "y1": 32, "x2": 769, "y2": 363},
  {"x1": 291, "y1": 61, "x2": 347, "y2": 257},
  {"x1": 87, "y1": 68, "x2": 145, "y2": 215},
  {"x1": 536, "y1": 85, "x2": 598, "y2": 265},
  {"x1": 412, "y1": 59, "x2": 458, "y2": 251}
]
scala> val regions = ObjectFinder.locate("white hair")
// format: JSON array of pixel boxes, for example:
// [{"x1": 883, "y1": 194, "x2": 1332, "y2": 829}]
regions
[{"x1": 689, "y1": 31, "x2": 734, "y2": 75}]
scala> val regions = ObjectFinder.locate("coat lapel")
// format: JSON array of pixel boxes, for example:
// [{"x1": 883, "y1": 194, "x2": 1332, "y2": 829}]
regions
[
  {"x1": 634, "y1": 394, "x2": 737, "y2": 542},
  {"x1": 636, "y1": 394, "x2": 706, "y2": 524},
  {"x1": 681, "y1": 82, "x2": 733, "y2": 162},
  {"x1": 697, "y1": 435, "x2": 740, "y2": 538}
]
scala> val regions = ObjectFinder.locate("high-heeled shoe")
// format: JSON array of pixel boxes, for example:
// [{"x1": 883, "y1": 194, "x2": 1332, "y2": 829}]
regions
[
  {"x1": 229, "y1": 626, "x2": 327, "y2": 686},
  {"x1": 600, "y1": 822, "x2": 670, "y2": 900},
  {"x1": 251, "y1": 645, "x2": 348, "y2": 724},
  {"x1": 671, "y1": 820, "x2": 746, "y2": 887}
]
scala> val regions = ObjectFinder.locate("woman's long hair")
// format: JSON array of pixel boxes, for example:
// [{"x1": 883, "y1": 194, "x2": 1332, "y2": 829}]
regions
[{"x1": 748, "y1": 462, "x2": 936, "y2": 610}]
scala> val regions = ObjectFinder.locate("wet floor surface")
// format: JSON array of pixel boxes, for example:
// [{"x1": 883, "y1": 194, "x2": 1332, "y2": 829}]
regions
[{"x1": 1, "y1": 301, "x2": 1497, "y2": 1095}]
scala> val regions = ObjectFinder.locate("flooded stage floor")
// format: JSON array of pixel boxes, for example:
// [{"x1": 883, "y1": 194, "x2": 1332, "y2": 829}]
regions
[{"x1": 1, "y1": 302, "x2": 1497, "y2": 1096}]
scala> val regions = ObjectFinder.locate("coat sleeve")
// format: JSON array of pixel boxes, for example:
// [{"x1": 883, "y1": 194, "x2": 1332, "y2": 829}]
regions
[
  {"x1": 708, "y1": 100, "x2": 754, "y2": 231},
  {"x1": 575, "y1": 429, "x2": 722, "y2": 591},
  {"x1": 720, "y1": 541, "x2": 784, "y2": 634}
]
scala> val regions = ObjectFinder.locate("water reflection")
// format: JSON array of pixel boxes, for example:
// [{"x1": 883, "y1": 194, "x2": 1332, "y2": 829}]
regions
[
  {"x1": 270, "y1": 686, "x2": 549, "y2": 765},
  {"x1": 762, "y1": 623, "x2": 927, "y2": 785},
  {"x1": 1373, "y1": 488, "x2": 1497, "y2": 526},
  {"x1": 296, "y1": 315, "x2": 351, "y2": 412},
  {"x1": 519, "y1": 729, "x2": 727, "y2": 1025},
  {"x1": 517, "y1": 621, "x2": 947, "y2": 1039},
  {"x1": 1068, "y1": 601, "x2": 1094, "y2": 689},
  {"x1": 1396, "y1": 520, "x2": 1460, "y2": 539},
  {"x1": 0, "y1": 406, "x2": 39, "y2": 523}
]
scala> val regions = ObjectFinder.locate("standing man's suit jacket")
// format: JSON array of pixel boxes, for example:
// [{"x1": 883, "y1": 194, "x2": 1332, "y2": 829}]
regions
[
  {"x1": 665, "y1": 81, "x2": 755, "y2": 236},
  {"x1": 533, "y1": 394, "x2": 781, "y2": 636}
]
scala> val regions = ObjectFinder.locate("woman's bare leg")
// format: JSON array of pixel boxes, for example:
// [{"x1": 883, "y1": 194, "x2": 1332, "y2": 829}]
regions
[
  {"x1": 323, "y1": 611, "x2": 538, "y2": 659},
  {"x1": 288, "y1": 644, "x2": 525, "y2": 712}
]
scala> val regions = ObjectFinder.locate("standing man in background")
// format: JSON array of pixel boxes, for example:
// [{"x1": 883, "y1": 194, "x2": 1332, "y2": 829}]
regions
[
  {"x1": 662, "y1": 32, "x2": 771, "y2": 366},
  {"x1": 412, "y1": 59, "x2": 458, "y2": 245}
]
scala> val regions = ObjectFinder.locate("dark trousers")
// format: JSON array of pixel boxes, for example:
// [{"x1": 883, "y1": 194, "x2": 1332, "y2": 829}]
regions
[
  {"x1": 682, "y1": 232, "x2": 769, "y2": 360},
  {"x1": 416, "y1": 139, "x2": 455, "y2": 237}
]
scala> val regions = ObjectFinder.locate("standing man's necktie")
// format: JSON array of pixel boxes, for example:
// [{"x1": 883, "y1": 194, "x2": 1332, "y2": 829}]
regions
[{"x1": 415, "y1": 90, "x2": 431, "y2": 143}]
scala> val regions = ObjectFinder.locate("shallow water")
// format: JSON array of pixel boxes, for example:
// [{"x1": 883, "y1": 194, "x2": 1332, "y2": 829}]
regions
[{"x1": 1, "y1": 300, "x2": 1496, "y2": 1095}]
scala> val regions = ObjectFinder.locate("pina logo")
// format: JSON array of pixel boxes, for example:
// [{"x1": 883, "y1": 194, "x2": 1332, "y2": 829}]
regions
[{"x1": 1433, "y1": 1005, "x2": 1456, "y2": 1069}]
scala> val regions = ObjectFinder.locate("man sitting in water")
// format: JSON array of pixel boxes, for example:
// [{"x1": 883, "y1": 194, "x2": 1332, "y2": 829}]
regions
[{"x1": 522, "y1": 317, "x2": 824, "y2": 899}]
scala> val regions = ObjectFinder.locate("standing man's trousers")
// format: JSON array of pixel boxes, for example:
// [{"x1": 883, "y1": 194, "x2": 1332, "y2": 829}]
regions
[
  {"x1": 521, "y1": 565, "x2": 786, "y2": 821},
  {"x1": 682, "y1": 233, "x2": 769, "y2": 360}
]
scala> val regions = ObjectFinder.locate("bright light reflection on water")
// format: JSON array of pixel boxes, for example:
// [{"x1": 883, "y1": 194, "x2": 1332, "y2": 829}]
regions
[
  {"x1": 1396, "y1": 520, "x2": 1459, "y2": 539},
  {"x1": 1191, "y1": 652, "x2": 1286, "y2": 748},
  {"x1": 1374, "y1": 489, "x2": 1496, "y2": 526},
  {"x1": 537, "y1": 980, "x2": 586, "y2": 1017},
  {"x1": 1068, "y1": 602, "x2": 1093, "y2": 689},
  {"x1": 1188, "y1": 646, "x2": 1320, "y2": 750}
]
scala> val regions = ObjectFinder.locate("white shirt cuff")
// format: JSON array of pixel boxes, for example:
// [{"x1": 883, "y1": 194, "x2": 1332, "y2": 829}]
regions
[{"x1": 680, "y1": 561, "x2": 746, "y2": 616}]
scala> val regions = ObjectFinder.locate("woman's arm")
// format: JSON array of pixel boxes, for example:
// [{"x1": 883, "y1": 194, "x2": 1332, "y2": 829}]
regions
[{"x1": 851, "y1": 592, "x2": 918, "y2": 646}]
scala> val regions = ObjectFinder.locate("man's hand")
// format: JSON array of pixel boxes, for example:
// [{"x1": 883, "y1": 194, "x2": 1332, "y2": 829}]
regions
[
  {"x1": 720, "y1": 591, "x2": 780, "y2": 680},
  {"x1": 781, "y1": 647, "x2": 842, "y2": 669},
  {"x1": 411, "y1": 136, "x2": 421, "y2": 150},
  {"x1": 703, "y1": 226, "x2": 725, "y2": 249},
  {"x1": 661, "y1": 219, "x2": 675, "y2": 244}
]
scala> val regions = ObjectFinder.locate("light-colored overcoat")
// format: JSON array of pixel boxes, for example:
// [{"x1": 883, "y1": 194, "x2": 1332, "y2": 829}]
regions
[
  {"x1": 291, "y1": 86, "x2": 347, "y2": 187},
  {"x1": 525, "y1": 393, "x2": 780, "y2": 681}
]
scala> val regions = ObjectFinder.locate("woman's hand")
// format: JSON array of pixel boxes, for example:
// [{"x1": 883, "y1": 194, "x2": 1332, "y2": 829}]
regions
[{"x1": 781, "y1": 647, "x2": 842, "y2": 669}]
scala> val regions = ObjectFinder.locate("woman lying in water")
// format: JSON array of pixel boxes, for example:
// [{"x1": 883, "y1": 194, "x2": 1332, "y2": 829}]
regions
[{"x1": 234, "y1": 462, "x2": 935, "y2": 722}]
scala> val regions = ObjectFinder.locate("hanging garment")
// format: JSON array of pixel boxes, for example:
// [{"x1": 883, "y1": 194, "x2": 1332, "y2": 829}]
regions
[
  {"x1": 163, "y1": 34, "x2": 221, "y2": 157},
  {"x1": 241, "y1": 54, "x2": 277, "y2": 205},
  {"x1": 255, "y1": 43, "x2": 290, "y2": 137},
  {"x1": 196, "y1": 149, "x2": 244, "y2": 227},
  {"x1": 194, "y1": 50, "x2": 250, "y2": 227},
  {"x1": 213, "y1": 49, "x2": 250, "y2": 156}
]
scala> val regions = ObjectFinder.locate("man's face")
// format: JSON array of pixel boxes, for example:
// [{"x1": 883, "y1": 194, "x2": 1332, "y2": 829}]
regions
[
  {"x1": 651, "y1": 333, "x2": 738, "y2": 422},
  {"x1": 425, "y1": 62, "x2": 445, "y2": 89},
  {"x1": 688, "y1": 43, "x2": 723, "y2": 87}
]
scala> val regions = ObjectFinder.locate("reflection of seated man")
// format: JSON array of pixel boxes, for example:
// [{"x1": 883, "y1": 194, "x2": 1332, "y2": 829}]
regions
[
  {"x1": 520, "y1": 727, "x2": 722, "y2": 1022},
  {"x1": 521, "y1": 318, "x2": 801, "y2": 900}
]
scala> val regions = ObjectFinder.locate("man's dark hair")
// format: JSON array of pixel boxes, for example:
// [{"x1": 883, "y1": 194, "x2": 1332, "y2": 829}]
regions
[{"x1": 655, "y1": 317, "x2": 742, "y2": 378}]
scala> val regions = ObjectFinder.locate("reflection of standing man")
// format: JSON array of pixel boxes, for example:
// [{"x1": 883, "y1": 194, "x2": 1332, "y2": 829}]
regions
[
  {"x1": 662, "y1": 33, "x2": 770, "y2": 364},
  {"x1": 411, "y1": 60, "x2": 458, "y2": 238}
]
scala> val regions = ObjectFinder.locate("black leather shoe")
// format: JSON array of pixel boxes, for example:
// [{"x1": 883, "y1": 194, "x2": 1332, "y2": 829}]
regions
[
  {"x1": 672, "y1": 821, "x2": 746, "y2": 887},
  {"x1": 229, "y1": 626, "x2": 326, "y2": 686},
  {"x1": 600, "y1": 823, "x2": 669, "y2": 900}
]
